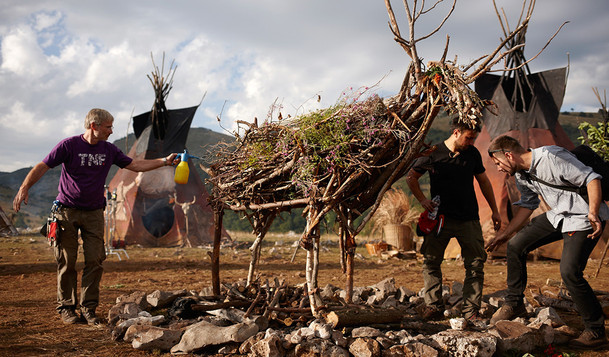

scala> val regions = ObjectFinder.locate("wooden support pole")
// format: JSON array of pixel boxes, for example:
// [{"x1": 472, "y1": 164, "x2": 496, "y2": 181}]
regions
[
  {"x1": 248, "y1": 231, "x2": 265, "y2": 286},
  {"x1": 345, "y1": 212, "x2": 356, "y2": 304},
  {"x1": 211, "y1": 207, "x2": 224, "y2": 296},
  {"x1": 345, "y1": 239, "x2": 355, "y2": 304},
  {"x1": 338, "y1": 224, "x2": 346, "y2": 274},
  {"x1": 595, "y1": 237, "x2": 609, "y2": 278},
  {"x1": 247, "y1": 212, "x2": 275, "y2": 286},
  {"x1": 305, "y1": 206, "x2": 323, "y2": 316}
]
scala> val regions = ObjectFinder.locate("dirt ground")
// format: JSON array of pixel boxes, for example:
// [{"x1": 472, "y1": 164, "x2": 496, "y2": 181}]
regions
[{"x1": 1, "y1": 233, "x2": 609, "y2": 357}]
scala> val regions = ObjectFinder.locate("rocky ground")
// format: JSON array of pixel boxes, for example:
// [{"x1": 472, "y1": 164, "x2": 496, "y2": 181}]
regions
[{"x1": 1, "y1": 233, "x2": 609, "y2": 356}]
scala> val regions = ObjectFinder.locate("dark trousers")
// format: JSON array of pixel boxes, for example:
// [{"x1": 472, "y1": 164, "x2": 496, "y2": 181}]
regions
[
  {"x1": 53, "y1": 207, "x2": 106, "y2": 312},
  {"x1": 421, "y1": 217, "x2": 486, "y2": 319},
  {"x1": 505, "y1": 213, "x2": 604, "y2": 332}
]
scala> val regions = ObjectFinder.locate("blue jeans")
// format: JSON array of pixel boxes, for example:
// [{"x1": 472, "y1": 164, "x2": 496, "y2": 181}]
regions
[{"x1": 505, "y1": 213, "x2": 604, "y2": 331}]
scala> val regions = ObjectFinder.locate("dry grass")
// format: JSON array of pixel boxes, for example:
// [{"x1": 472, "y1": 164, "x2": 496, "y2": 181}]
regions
[{"x1": 370, "y1": 188, "x2": 421, "y2": 237}]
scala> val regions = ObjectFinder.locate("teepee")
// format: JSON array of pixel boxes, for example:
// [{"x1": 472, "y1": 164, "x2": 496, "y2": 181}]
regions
[
  {"x1": 465, "y1": 5, "x2": 607, "y2": 259},
  {"x1": 0, "y1": 205, "x2": 18, "y2": 237},
  {"x1": 107, "y1": 59, "x2": 222, "y2": 247}
]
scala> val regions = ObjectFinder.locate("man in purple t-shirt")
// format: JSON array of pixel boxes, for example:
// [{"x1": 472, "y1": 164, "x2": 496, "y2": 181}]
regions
[{"x1": 13, "y1": 108, "x2": 179, "y2": 326}]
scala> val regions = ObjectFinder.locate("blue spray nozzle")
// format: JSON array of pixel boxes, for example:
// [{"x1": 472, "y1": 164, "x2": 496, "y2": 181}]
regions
[{"x1": 178, "y1": 149, "x2": 200, "y2": 162}]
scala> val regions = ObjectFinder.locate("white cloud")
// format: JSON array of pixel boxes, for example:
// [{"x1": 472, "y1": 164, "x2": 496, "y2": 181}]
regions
[
  {"x1": 33, "y1": 10, "x2": 62, "y2": 32},
  {"x1": 67, "y1": 41, "x2": 147, "y2": 97},
  {"x1": 1, "y1": 25, "x2": 49, "y2": 77},
  {"x1": 0, "y1": 0, "x2": 607, "y2": 173}
]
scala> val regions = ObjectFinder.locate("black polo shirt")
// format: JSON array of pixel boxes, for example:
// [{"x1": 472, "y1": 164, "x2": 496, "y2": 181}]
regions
[{"x1": 412, "y1": 142, "x2": 485, "y2": 221}]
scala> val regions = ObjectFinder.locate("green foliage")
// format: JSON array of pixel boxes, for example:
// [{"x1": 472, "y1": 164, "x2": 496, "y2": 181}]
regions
[
  {"x1": 240, "y1": 139, "x2": 276, "y2": 170},
  {"x1": 223, "y1": 207, "x2": 340, "y2": 234},
  {"x1": 577, "y1": 121, "x2": 609, "y2": 160}
]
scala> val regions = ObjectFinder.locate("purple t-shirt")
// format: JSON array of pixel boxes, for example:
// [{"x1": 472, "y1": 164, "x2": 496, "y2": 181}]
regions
[{"x1": 43, "y1": 135, "x2": 133, "y2": 210}]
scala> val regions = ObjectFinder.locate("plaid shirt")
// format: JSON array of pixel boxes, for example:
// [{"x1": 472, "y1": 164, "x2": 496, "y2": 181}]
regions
[{"x1": 514, "y1": 145, "x2": 609, "y2": 232}]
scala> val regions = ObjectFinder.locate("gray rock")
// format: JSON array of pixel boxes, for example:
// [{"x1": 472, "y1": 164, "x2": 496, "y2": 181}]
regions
[
  {"x1": 381, "y1": 296, "x2": 398, "y2": 308},
  {"x1": 528, "y1": 307, "x2": 565, "y2": 328},
  {"x1": 397, "y1": 287, "x2": 416, "y2": 303},
  {"x1": 351, "y1": 326, "x2": 384, "y2": 338},
  {"x1": 292, "y1": 340, "x2": 340, "y2": 357},
  {"x1": 309, "y1": 319, "x2": 333, "y2": 340},
  {"x1": 349, "y1": 337, "x2": 382, "y2": 357},
  {"x1": 321, "y1": 284, "x2": 339, "y2": 300},
  {"x1": 170, "y1": 320, "x2": 259, "y2": 354},
  {"x1": 382, "y1": 342, "x2": 439, "y2": 357},
  {"x1": 375, "y1": 336, "x2": 395, "y2": 349},
  {"x1": 130, "y1": 326, "x2": 183, "y2": 351},
  {"x1": 332, "y1": 329, "x2": 349, "y2": 348},
  {"x1": 239, "y1": 331, "x2": 266, "y2": 354},
  {"x1": 107, "y1": 301, "x2": 143, "y2": 326},
  {"x1": 367, "y1": 294, "x2": 379, "y2": 306},
  {"x1": 370, "y1": 277, "x2": 397, "y2": 297},
  {"x1": 217, "y1": 343, "x2": 240, "y2": 354},
  {"x1": 146, "y1": 289, "x2": 187, "y2": 308},
  {"x1": 250, "y1": 333, "x2": 284, "y2": 357},
  {"x1": 489, "y1": 320, "x2": 544, "y2": 354},
  {"x1": 115, "y1": 291, "x2": 151, "y2": 310},
  {"x1": 112, "y1": 314, "x2": 165, "y2": 341},
  {"x1": 431, "y1": 330, "x2": 496, "y2": 357}
]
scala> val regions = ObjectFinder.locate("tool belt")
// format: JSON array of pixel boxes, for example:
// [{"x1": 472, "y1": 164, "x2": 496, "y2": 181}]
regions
[{"x1": 39, "y1": 200, "x2": 62, "y2": 246}]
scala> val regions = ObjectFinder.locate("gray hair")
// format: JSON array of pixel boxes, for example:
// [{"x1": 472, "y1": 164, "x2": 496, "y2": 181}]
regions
[{"x1": 84, "y1": 108, "x2": 114, "y2": 129}]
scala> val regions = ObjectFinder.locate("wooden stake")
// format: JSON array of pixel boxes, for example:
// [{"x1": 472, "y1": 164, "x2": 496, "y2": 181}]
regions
[
  {"x1": 211, "y1": 207, "x2": 224, "y2": 295},
  {"x1": 595, "y1": 237, "x2": 609, "y2": 278}
]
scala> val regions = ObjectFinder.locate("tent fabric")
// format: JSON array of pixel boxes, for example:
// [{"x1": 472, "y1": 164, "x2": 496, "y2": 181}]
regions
[
  {"x1": 133, "y1": 106, "x2": 199, "y2": 158},
  {"x1": 474, "y1": 68, "x2": 568, "y2": 141},
  {"x1": 0, "y1": 205, "x2": 18, "y2": 237},
  {"x1": 107, "y1": 106, "x2": 227, "y2": 247}
]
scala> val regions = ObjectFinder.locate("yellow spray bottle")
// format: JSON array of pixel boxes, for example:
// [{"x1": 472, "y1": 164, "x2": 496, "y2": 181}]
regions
[{"x1": 174, "y1": 149, "x2": 200, "y2": 184}]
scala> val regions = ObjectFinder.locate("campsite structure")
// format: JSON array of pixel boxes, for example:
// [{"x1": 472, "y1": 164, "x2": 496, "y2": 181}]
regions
[
  {"x1": 0, "y1": 205, "x2": 17, "y2": 237},
  {"x1": 107, "y1": 59, "x2": 220, "y2": 248},
  {"x1": 204, "y1": 0, "x2": 556, "y2": 315},
  {"x1": 467, "y1": 3, "x2": 609, "y2": 260}
]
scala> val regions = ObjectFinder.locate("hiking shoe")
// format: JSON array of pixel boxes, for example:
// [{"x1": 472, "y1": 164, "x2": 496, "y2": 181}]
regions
[
  {"x1": 569, "y1": 329, "x2": 609, "y2": 349},
  {"x1": 81, "y1": 309, "x2": 102, "y2": 326},
  {"x1": 490, "y1": 303, "x2": 527, "y2": 325},
  {"x1": 418, "y1": 305, "x2": 445, "y2": 321},
  {"x1": 465, "y1": 312, "x2": 488, "y2": 331},
  {"x1": 60, "y1": 308, "x2": 80, "y2": 324}
]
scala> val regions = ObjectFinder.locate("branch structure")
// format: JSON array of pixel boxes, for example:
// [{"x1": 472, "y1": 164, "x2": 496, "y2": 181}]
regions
[{"x1": 204, "y1": 0, "x2": 544, "y2": 316}]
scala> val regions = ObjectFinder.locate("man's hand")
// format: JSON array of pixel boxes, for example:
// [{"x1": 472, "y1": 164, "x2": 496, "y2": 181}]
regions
[
  {"x1": 420, "y1": 198, "x2": 438, "y2": 212},
  {"x1": 588, "y1": 213, "x2": 603, "y2": 239},
  {"x1": 12, "y1": 162, "x2": 49, "y2": 212},
  {"x1": 485, "y1": 233, "x2": 509, "y2": 253},
  {"x1": 13, "y1": 187, "x2": 28, "y2": 212},
  {"x1": 491, "y1": 212, "x2": 502, "y2": 232},
  {"x1": 164, "y1": 153, "x2": 179, "y2": 166}
]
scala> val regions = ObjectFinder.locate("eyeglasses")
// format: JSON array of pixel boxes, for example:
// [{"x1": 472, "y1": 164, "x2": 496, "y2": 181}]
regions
[
  {"x1": 96, "y1": 123, "x2": 113, "y2": 129},
  {"x1": 488, "y1": 149, "x2": 510, "y2": 157}
]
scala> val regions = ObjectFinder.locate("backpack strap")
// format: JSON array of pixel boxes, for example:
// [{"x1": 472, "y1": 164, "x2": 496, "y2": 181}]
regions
[{"x1": 523, "y1": 171, "x2": 588, "y2": 197}]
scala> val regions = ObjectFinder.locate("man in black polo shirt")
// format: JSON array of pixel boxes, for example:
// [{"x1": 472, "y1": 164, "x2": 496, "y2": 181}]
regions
[{"x1": 406, "y1": 118, "x2": 501, "y2": 326}]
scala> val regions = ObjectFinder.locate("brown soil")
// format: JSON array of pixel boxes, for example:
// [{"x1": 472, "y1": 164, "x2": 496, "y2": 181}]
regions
[{"x1": 1, "y1": 233, "x2": 609, "y2": 357}]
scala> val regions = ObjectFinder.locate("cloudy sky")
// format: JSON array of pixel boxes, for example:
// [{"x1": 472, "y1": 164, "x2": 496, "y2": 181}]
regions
[{"x1": 1, "y1": 0, "x2": 607, "y2": 172}]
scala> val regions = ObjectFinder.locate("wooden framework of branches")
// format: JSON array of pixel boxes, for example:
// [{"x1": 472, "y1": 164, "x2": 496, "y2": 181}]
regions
[
  {"x1": 204, "y1": 0, "x2": 557, "y2": 317},
  {"x1": 148, "y1": 53, "x2": 177, "y2": 140}
]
